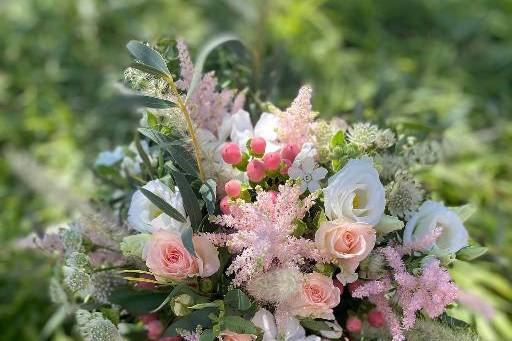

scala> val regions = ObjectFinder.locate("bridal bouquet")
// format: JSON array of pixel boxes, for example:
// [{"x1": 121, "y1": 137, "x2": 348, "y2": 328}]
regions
[{"x1": 39, "y1": 38, "x2": 485, "y2": 341}]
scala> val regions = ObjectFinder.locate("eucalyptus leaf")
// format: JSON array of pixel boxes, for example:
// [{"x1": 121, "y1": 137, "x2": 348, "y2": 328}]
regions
[
  {"x1": 127, "y1": 41, "x2": 170, "y2": 76},
  {"x1": 200, "y1": 179, "x2": 217, "y2": 215},
  {"x1": 163, "y1": 308, "x2": 217, "y2": 336},
  {"x1": 139, "y1": 187, "x2": 187, "y2": 223},
  {"x1": 181, "y1": 226, "x2": 196, "y2": 257},
  {"x1": 224, "y1": 289, "x2": 252, "y2": 311},
  {"x1": 223, "y1": 315, "x2": 258, "y2": 335},
  {"x1": 172, "y1": 170, "x2": 202, "y2": 229},
  {"x1": 135, "y1": 134, "x2": 154, "y2": 179},
  {"x1": 300, "y1": 318, "x2": 330, "y2": 332},
  {"x1": 187, "y1": 34, "x2": 242, "y2": 100}
]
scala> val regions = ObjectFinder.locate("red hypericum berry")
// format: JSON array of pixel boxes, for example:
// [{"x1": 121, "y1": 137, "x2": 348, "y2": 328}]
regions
[
  {"x1": 262, "y1": 151, "x2": 282, "y2": 171},
  {"x1": 146, "y1": 320, "x2": 164, "y2": 340},
  {"x1": 220, "y1": 196, "x2": 231, "y2": 214},
  {"x1": 249, "y1": 137, "x2": 266, "y2": 155},
  {"x1": 221, "y1": 142, "x2": 242, "y2": 165},
  {"x1": 247, "y1": 159, "x2": 266, "y2": 182},
  {"x1": 367, "y1": 309, "x2": 385, "y2": 328},
  {"x1": 348, "y1": 280, "x2": 363, "y2": 296},
  {"x1": 346, "y1": 316, "x2": 362, "y2": 333},
  {"x1": 333, "y1": 278, "x2": 345, "y2": 296},
  {"x1": 225, "y1": 179, "x2": 242, "y2": 198},
  {"x1": 280, "y1": 159, "x2": 292, "y2": 175},
  {"x1": 281, "y1": 143, "x2": 300, "y2": 162}
]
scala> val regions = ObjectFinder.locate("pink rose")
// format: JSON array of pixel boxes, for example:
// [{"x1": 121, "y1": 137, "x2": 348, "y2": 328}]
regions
[
  {"x1": 145, "y1": 231, "x2": 198, "y2": 280},
  {"x1": 315, "y1": 219, "x2": 376, "y2": 284},
  {"x1": 192, "y1": 234, "x2": 220, "y2": 277},
  {"x1": 219, "y1": 330, "x2": 256, "y2": 341},
  {"x1": 288, "y1": 273, "x2": 341, "y2": 320}
]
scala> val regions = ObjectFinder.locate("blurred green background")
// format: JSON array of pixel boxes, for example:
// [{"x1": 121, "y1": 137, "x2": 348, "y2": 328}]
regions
[{"x1": 1, "y1": 0, "x2": 511, "y2": 339}]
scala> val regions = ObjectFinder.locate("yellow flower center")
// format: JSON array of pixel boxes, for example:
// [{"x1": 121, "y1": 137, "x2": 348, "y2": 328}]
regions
[{"x1": 353, "y1": 193, "x2": 361, "y2": 209}]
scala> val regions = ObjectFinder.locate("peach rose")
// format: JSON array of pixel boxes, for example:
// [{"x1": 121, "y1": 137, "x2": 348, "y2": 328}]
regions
[
  {"x1": 193, "y1": 234, "x2": 220, "y2": 277},
  {"x1": 288, "y1": 273, "x2": 340, "y2": 320},
  {"x1": 145, "y1": 231, "x2": 198, "y2": 280},
  {"x1": 315, "y1": 219, "x2": 376, "y2": 284},
  {"x1": 219, "y1": 330, "x2": 256, "y2": 341}
]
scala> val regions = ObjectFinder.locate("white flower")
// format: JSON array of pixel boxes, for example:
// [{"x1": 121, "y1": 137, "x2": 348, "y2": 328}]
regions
[
  {"x1": 127, "y1": 179, "x2": 190, "y2": 234},
  {"x1": 323, "y1": 158, "x2": 385, "y2": 225},
  {"x1": 403, "y1": 201, "x2": 469, "y2": 255},
  {"x1": 294, "y1": 142, "x2": 317, "y2": 163},
  {"x1": 288, "y1": 157, "x2": 328, "y2": 194},
  {"x1": 95, "y1": 147, "x2": 124, "y2": 167},
  {"x1": 229, "y1": 110, "x2": 281, "y2": 151},
  {"x1": 251, "y1": 309, "x2": 320, "y2": 341}
]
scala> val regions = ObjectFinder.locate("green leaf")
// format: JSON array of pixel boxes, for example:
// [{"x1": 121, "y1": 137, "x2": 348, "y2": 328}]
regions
[
  {"x1": 187, "y1": 34, "x2": 242, "y2": 99},
  {"x1": 223, "y1": 316, "x2": 258, "y2": 335},
  {"x1": 181, "y1": 225, "x2": 196, "y2": 257},
  {"x1": 200, "y1": 179, "x2": 217, "y2": 215},
  {"x1": 224, "y1": 289, "x2": 252, "y2": 311},
  {"x1": 109, "y1": 287, "x2": 169, "y2": 315},
  {"x1": 107, "y1": 94, "x2": 174, "y2": 110},
  {"x1": 457, "y1": 245, "x2": 488, "y2": 261},
  {"x1": 199, "y1": 329, "x2": 216, "y2": 341},
  {"x1": 139, "y1": 187, "x2": 187, "y2": 223},
  {"x1": 163, "y1": 308, "x2": 217, "y2": 336},
  {"x1": 135, "y1": 134, "x2": 154, "y2": 179},
  {"x1": 172, "y1": 170, "x2": 202, "y2": 229},
  {"x1": 168, "y1": 143, "x2": 199, "y2": 177},
  {"x1": 150, "y1": 283, "x2": 190, "y2": 313},
  {"x1": 127, "y1": 41, "x2": 170, "y2": 76},
  {"x1": 41, "y1": 305, "x2": 69, "y2": 339},
  {"x1": 449, "y1": 204, "x2": 476, "y2": 222},
  {"x1": 300, "y1": 318, "x2": 330, "y2": 332},
  {"x1": 330, "y1": 130, "x2": 345, "y2": 148}
]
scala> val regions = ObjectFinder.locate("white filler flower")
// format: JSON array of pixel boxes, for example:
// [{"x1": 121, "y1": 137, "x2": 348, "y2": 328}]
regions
[
  {"x1": 323, "y1": 158, "x2": 385, "y2": 225},
  {"x1": 288, "y1": 156, "x2": 328, "y2": 193},
  {"x1": 403, "y1": 200, "x2": 469, "y2": 255},
  {"x1": 127, "y1": 179, "x2": 189, "y2": 234}
]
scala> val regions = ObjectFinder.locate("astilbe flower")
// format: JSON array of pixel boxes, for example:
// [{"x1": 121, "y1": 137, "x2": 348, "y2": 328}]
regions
[
  {"x1": 175, "y1": 39, "x2": 245, "y2": 135},
  {"x1": 211, "y1": 183, "x2": 321, "y2": 286},
  {"x1": 275, "y1": 85, "x2": 316, "y2": 146},
  {"x1": 353, "y1": 239, "x2": 458, "y2": 341}
]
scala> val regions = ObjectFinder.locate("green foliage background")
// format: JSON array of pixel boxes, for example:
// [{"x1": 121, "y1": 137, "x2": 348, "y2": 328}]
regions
[{"x1": 0, "y1": 0, "x2": 510, "y2": 339}]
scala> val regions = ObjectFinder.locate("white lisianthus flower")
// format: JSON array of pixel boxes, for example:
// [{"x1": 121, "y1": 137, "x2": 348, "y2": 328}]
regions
[
  {"x1": 323, "y1": 158, "x2": 385, "y2": 225},
  {"x1": 127, "y1": 179, "x2": 190, "y2": 234},
  {"x1": 251, "y1": 308, "x2": 320, "y2": 341},
  {"x1": 403, "y1": 200, "x2": 469, "y2": 255},
  {"x1": 229, "y1": 110, "x2": 281, "y2": 151}
]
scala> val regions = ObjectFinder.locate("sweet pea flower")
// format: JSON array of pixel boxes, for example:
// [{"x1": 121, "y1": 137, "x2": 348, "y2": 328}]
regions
[
  {"x1": 323, "y1": 158, "x2": 385, "y2": 225},
  {"x1": 287, "y1": 273, "x2": 340, "y2": 320},
  {"x1": 403, "y1": 201, "x2": 469, "y2": 255},
  {"x1": 315, "y1": 219, "x2": 376, "y2": 284},
  {"x1": 127, "y1": 180, "x2": 189, "y2": 234},
  {"x1": 251, "y1": 308, "x2": 321, "y2": 341}
]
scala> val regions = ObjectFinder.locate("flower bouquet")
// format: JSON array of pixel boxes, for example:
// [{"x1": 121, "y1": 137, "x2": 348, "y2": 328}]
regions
[{"x1": 39, "y1": 38, "x2": 486, "y2": 341}]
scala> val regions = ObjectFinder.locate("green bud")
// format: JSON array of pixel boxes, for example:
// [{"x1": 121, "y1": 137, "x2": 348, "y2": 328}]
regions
[
  {"x1": 457, "y1": 245, "x2": 488, "y2": 261},
  {"x1": 199, "y1": 278, "x2": 214, "y2": 293},
  {"x1": 171, "y1": 294, "x2": 194, "y2": 316},
  {"x1": 375, "y1": 215, "x2": 404, "y2": 235},
  {"x1": 315, "y1": 263, "x2": 335, "y2": 277}
]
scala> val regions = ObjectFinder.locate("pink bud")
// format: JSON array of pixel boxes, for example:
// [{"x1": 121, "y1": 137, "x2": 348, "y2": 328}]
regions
[
  {"x1": 225, "y1": 180, "x2": 242, "y2": 198},
  {"x1": 220, "y1": 196, "x2": 231, "y2": 214},
  {"x1": 348, "y1": 280, "x2": 363, "y2": 296},
  {"x1": 281, "y1": 143, "x2": 300, "y2": 162},
  {"x1": 221, "y1": 143, "x2": 242, "y2": 165},
  {"x1": 346, "y1": 316, "x2": 362, "y2": 333},
  {"x1": 146, "y1": 320, "x2": 164, "y2": 340},
  {"x1": 269, "y1": 191, "x2": 278, "y2": 204},
  {"x1": 247, "y1": 159, "x2": 266, "y2": 182},
  {"x1": 262, "y1": 151, "x2": 282, "y2": 171},
  {"x1": 333, "y1": 278, "x2": 345, "y2": 296},
  {"x1": 367, "y1": 309, "x2": 385, "y2": 328},
  {"x1": 249, "y1": 137, "x2": 266, "y2": 155},
  {"x1": 280, "y1": 159, "x2": 292, "y2": 175}
]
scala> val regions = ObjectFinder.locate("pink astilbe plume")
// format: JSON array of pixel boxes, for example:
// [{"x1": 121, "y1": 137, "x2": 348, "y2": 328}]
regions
[
  {"x1": 175, "y1": 39, "x2": 245, "y2": 135},
  {"x1": 211, "y1": 183, "x2": 321, "y2": 286},
  {"x1": 276, "y1": 85, "x2": 316, "y2": 146},
  {"x1": 353, "y1": 245, "x2": 458, "y2": 341}
]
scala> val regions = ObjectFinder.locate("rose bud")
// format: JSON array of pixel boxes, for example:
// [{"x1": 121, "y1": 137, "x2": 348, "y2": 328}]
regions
[
  {"x1": 247, "y1": 159, "x2": 266, "y2": 182},
  {"x1": 262, "y1": 151, "x2": 281, "y2": 171},
  {"x1": 221, "y1": 142, "x2": 242, "y2": 165},
  {"x1": 249, "y1": 137, "x2": 266, "y2": 156},
  {"x1": 280, "y1": 159, "x2": 292, "y2": 175},
  {"x1": 346, "y1": 316, "x2": 362, "y2": 333},
  {"x1": 224, "y1": 179, "x2": 242, "y2": 198},
  {"x1": 281, "y1": 143, "x2": 300, "y2": 162},
  {"x1": 220, "y1": 196, "x2": 231, "y2": 214},
  {"x1": 367, "y1": 309, "x2": 385, "y2": 328}
]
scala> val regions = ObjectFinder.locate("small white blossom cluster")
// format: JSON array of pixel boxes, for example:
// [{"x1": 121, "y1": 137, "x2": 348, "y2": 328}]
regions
[{"x1": 76, "y1": 309, "x2": 122, "y2": 341}]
